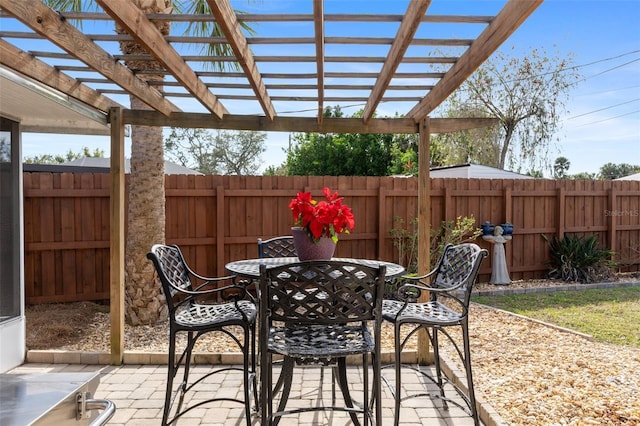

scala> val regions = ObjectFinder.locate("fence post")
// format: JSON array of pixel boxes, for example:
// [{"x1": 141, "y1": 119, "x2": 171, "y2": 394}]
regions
[
  {"x1": 216, "y1": 186, "x2": 225, "y2": 276},
  {"x1": 608, "y1": 189, "x2": 617, "y2": 253},
  {"x1": 556, "y1": 186, "x2": 565, "y2": 238},
  {"x1": 504, "y1": 186, "x2": 512, "y2": 223},
  {"x1": 378, "y1": 185, "x2": 386, "y2": 259},
  {"x1": 444, "y1": 186, "x2": 453, "y2": 222}
]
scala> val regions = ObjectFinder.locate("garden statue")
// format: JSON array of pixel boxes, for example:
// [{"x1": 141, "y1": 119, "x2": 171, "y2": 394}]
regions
[{"x1": 482, "y1": 225, "x2": 512, "y2": 285}]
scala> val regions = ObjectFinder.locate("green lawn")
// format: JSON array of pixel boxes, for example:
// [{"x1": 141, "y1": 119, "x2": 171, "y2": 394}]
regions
[{"x1": 472, "y1": 286, "x2": 640, "y2": 348}]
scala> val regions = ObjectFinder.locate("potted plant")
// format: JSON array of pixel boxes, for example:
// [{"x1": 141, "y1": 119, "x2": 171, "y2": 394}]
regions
[
  {"x1": 289, "y1": 187, "x2": 355, "y2": 260},
  {"x1": 501, "y1": 222, "x2": 514, "y2": 236},
  {"x1": 481, "y1": 221, "x2": 495, "y2": 236}
]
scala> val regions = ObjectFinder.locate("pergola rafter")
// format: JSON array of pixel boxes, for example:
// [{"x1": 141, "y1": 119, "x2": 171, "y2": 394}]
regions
[{"x1": 0, "y1": 0, "x2": 542, "y2": 127}]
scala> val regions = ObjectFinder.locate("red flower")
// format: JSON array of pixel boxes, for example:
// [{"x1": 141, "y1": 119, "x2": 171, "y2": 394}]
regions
[{"x1": 290, "y1": 187, "x2": 355, "y2": 242}]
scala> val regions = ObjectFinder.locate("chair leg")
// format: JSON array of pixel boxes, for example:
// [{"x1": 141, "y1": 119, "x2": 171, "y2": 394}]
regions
[
  {"x1": 461, "y1": 321, "x2": 480, "y2": 426},
  {"x1": 393, "y1": 323, "x2": 402, "y2": 426},
  {"x1": 336, "y1": 357, "x2": 361, "y2": 426},
  {"x1": 373, "y1": 352, "x2": 382, "y2": 426},
  {"x1": 362, "y1": 353, "x2": 369, "y2": 426},
  {"x1": 251, "y1": 322, "x2": 259, "y2": 412},
  {"x1": 243, "y1": 326, "x2": 252, "y2": 426},
  {"x1": 272, "y1": 357, "x2": 291, "y2": 395},
  {"x1": 183, "y1": 332, "x2": 194, "y2": 391},
  {"x1": 431, "y1": 327, "x2": 449, "y2": 410},
  {"x1": 163, "y1": 331, "x2": 177, "y2": 426},
  {"x1": 260, "y1": 351, "x2": 272, "y2": 426},
  {"x1": 273, "y1": 357, "x2": 295, "y2": 426}
]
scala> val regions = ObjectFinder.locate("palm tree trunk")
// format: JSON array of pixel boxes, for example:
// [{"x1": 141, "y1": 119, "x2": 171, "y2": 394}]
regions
[
  {"x1": 125, "y1": 95, "x2": 167, "y2": 325},
  {"x1": 120, "y1": 0, "x2": 171, "y2": 325}
]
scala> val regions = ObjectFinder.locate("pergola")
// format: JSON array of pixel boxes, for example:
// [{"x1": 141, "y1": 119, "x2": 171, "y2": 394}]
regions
[{"x1": 0, "y1": 0, "x2": 542, "y2": 363}]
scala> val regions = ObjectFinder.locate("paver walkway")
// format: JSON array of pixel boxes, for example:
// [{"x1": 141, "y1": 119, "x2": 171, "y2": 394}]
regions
[{"x1": 9, "y1": 362, "x2": 492, "y2": 425}]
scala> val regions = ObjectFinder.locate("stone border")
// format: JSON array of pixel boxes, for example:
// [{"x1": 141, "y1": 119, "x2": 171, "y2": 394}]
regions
[{"x1": 473, "y1": 280, "x2": 640, "y2": 297}]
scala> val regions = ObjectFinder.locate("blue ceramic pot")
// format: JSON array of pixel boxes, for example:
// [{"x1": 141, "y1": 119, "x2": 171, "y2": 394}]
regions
[
  {"x1": 501, "y1": 223, "x2": 514, "y2": 236},
  {"x1": 481, "y1": 222, "x2": 495, "y2": 236}
]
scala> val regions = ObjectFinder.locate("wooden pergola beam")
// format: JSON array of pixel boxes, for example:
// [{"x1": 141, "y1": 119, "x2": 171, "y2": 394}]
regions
[
  {"x1": 362, "y1": 0, "x2": 432, "y2": 123},
  {"x1": 0, "y1": 0, "x2": 179, "y2": 117},
  {"x1": 207, "y1": 0, "x2": 275, "y2": 120},
  {"x1": 0, "y1": 39, "x2": 123, "y2": 113},
  {"x1": 313, "y1": 0, "x2": 325, "y2": 124},
  {"x1": 120, "y1": 109, "x2": 497, "y2": 134},
  {"x1": 96, "y1": 0, "x2": 227, "y2": 119},
  {"x1": 408, "y1": 0, "x2": 543, "y2": 120}
]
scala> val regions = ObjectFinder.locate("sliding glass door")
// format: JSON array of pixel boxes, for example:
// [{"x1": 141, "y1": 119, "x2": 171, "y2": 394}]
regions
[{"x1": 0, "y1": 116, "x2": 24, "y2": 372}]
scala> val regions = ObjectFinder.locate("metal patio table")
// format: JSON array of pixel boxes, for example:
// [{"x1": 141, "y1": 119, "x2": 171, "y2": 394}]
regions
[{"x1": 225, "y1": 257, "x2": 404, "y2": 424}]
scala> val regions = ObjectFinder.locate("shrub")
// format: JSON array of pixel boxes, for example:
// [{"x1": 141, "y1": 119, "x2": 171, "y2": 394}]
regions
[
  {"x1": 388, "y1": 215, "x2": 481, "y2": 300},
  {"x1": 390, "y1": 215, "x2": 481, "y2": 274},
  {"x1": 390, "y1": 216, "x2": 419, "y2": 273},
  {"x1": 541, "y1": 233, "x2": 616, "y2": 283},
  {"x1": 430, "y1": 216, "x2": 482, "y2": 272}
]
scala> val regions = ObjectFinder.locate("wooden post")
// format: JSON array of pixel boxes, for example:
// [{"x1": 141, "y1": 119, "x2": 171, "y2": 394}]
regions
[
  {"x1": 608, "y1": 189, "x2": 617, "y2": 257},
  {"x1": 216, "y1": 186, "x2": 225, "y2": 275},
  {"x1": 417, "y1": 118, "x2": 432, "y2": 365},
  {"x1": 377, "y1": 185, "x2": 386, "y2": 258},
  {"x1": 557, "y1": 186, "x2": 565, "y2": 238},
  {"x1": 109, "y1": 107, "x2": 125, "y2": 365}
]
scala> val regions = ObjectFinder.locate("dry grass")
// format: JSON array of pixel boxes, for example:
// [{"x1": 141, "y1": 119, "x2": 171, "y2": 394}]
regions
[{"x1": 26, "y1": 301, "x2": 109, "y2": 349}]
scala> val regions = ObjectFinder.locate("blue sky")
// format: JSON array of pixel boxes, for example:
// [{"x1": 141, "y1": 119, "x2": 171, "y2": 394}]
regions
[{"x1": 20, "y1": 0, "x2": 640, "y2": 176}]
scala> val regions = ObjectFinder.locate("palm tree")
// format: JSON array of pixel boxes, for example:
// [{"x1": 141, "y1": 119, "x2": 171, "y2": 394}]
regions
[{"x1": 45, "y1": 0, "x2": 250, "y2": 325}]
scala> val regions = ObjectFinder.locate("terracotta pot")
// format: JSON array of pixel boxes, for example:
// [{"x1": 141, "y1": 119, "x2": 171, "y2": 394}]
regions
[{"x1": 291, "y1": 227, "x2": 336, "y2": 261}]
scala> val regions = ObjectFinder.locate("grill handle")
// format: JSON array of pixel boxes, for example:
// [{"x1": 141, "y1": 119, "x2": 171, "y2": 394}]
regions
[{"x1": 77, "y1": 392, "x2": 116, "y2": 425}]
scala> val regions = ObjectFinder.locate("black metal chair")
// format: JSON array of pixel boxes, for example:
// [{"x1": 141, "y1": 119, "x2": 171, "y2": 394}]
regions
[
  {"x1": 257, "y1": 236, "x2": 296, "y2": 258},
  {"x1": 382, "y1": 243, "x2": 488, "y2": 426},
  {"x1": 259, "y1": 260, "x2": 385, "y2": 426},
  {"x1": 147, "y1": 244, "x2": 257, "y2": 426}
]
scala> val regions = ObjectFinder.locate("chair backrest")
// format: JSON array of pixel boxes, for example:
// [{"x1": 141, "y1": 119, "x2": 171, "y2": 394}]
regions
[
  {"x1": 147, "y1": 244, "x2": 192, "y2": 313},
  {"x1": 431, "y1": 243, "x2": 488, "y2": 303},
  {"x1": 260, "y1": 260, "x2": 385, "y2": 325},
  {"x1": 257, "y1": 236, "x2": 296, "y2": 258}
]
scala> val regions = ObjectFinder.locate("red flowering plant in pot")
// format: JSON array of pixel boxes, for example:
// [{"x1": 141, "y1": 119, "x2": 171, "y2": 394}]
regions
[{"x1": 289, "y1": 187, "x2": 355, "y2": 260}]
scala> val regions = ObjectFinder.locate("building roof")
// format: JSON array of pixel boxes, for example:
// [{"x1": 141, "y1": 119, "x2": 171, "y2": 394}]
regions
[
  {"x1": 615, "y1": 173, "x2": 640, "y2": 181},
  {"x1": 23, "y1": 157, "x2": 202, "y2": 175},
  {"x1": 63, "y1": 157, "x2": 202, "y2": 175},
  {"x1": 429, "y1": 163, "x2": 534, "y2": 179}
]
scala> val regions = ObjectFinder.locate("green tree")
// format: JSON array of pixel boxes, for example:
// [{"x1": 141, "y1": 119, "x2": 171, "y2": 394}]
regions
[
  {"x1": 263, "y1": 163, "x2": 288, "y2": 176},
  {"x1": 285, "y1": 107, "x2": 394, "y2": 176},
  {"x1": 430, "y1": 91, "x2": 501, "y2": 168},
  {"x1": 553, "y1": 156, "x2": 571, "y2": 179},
  {"x1": 443, "y1": 47, "x2": 580, "y2": 172},
  {"x1": 526, "y1": 169, "x2": 544, "y2": 178},
  {"x1": 598, "y1": 163, "x2": 640, "y2": 180},
  {"x1": 214, "y1": 130, "x2": 266, "y2": 175},
  {"x1": 570, "y1": 172, "x2": 596, "y2": 180},
  {"x1": 46, "y1": 0, "x2": 255, "y2": 325},
  {"x1": 24, "y1": 146, "x2": 105, "y2": 164},
  {"x1": 164, "y1": 128, "x2": 265, "y2": 175}
]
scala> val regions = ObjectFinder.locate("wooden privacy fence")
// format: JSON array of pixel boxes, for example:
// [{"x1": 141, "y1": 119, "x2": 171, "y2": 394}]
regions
[{"x1": 23, "y1": 173, "x2": 640, "y2": 304}]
